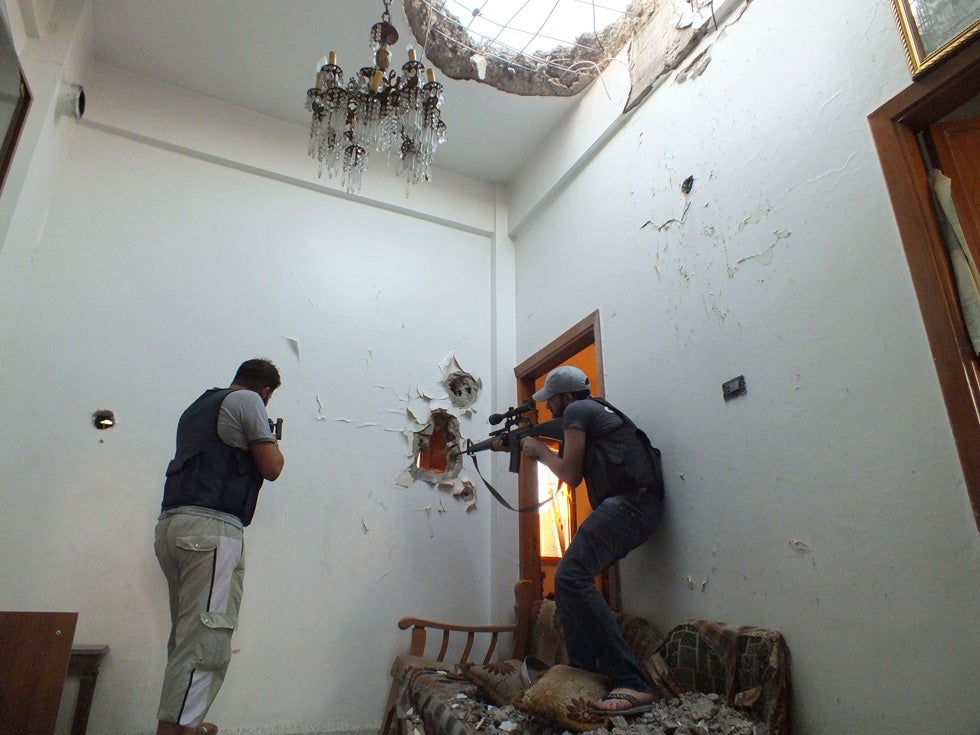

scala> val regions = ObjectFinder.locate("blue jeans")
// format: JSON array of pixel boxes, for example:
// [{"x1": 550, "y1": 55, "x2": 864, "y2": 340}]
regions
[{"x1": 554, "y1": 488, "x2": 662, "y2": 692}]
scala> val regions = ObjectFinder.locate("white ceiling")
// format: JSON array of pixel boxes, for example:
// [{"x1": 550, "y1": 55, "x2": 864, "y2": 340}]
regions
[{"x1": 89, "y1": 0, "x2": 585, "y2": 184}]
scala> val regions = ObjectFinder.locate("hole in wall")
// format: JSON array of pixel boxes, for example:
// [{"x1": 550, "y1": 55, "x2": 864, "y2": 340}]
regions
[
  {"x1": 444, "y1": 369, "x2": 481, "y2": 409},
  {"x1": 92, "y1": 410, "x2": 115, "y2": 429},
  {"x1": 410, "y1": 408, "x2": 463, "y2": 482}
]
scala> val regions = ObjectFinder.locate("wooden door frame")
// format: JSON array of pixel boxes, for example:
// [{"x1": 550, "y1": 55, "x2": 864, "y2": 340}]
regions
[
  {"x1": 513, "y1": 310, "x2": 622, "y2": 607},
  {"x1": 868, "y1": 39, "x2": 980, "y2": 533}
]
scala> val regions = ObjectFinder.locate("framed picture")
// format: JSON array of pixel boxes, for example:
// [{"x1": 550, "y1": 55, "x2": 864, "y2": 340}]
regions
[{"x1": 890, "y1": 0, "x2": 980, "y2": 78}]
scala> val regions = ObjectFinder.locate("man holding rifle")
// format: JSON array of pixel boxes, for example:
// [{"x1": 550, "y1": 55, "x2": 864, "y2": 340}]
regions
[
  {"x1": 154, "y1": 359, "x2": 285, "y2": 735},
  {"x1": 518, "y1": 365, "x2": 664, "y2": 715}
]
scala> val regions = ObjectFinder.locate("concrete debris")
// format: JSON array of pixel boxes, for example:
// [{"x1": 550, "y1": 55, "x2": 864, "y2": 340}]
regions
[
  {"x1": 472, "y1": 53, "x2": 488, "y2": 80},
  {"x1": 431, "y1": 690, "x2": 765, "y2": 735}
]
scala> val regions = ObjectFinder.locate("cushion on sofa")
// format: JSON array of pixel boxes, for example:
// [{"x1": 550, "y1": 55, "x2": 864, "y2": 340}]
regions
[
  {"x1": 514, "y1": 664, "x2": 612, "y2": 732},
  {"x1": 659, "y1": 620, "x2": 790, "y2": 735},
  {"x1": 527, "y1": 599, "x2": 569, "y2": 666},
  {"x1": 459, "y1": 659, "x2": 526, "y2": 706}
]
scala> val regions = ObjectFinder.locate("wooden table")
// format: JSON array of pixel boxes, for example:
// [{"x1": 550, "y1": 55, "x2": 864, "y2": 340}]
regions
[{"x1": 67, "y1": 645, "x2": 109, "y2": 735}]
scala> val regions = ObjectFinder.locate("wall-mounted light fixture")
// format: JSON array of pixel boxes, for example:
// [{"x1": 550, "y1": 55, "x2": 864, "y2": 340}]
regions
[
  {"x1": 57, "y1": 82, "x2": 85, "y2": 119},
  {"x1": 92, "y1": 410, "x2": 115, "y2": 430}
]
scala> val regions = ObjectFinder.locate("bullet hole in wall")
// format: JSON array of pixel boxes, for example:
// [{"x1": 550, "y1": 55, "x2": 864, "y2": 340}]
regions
[
  {"x1": 444, "y1": 370, "x2": 481, "y2": 409},
  {"x1": 92, "y1": 410, "x2": 116, "y2": 429}
]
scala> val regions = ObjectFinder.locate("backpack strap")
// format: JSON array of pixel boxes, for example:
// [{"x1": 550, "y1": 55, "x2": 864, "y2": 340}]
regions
[{"x1": 469, "y1": 451, "x2": 555, "y2": 513}]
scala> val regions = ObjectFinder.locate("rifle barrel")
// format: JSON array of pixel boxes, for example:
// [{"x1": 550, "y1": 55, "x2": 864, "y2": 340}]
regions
[{"x1": 465, "y1": 418, "x2": 564, "y2": 456}]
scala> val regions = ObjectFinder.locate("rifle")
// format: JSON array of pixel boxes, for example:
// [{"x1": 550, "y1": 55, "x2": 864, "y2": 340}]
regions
[{"x1": 464, "y1": 400, "x2": 565, "y2": 473}]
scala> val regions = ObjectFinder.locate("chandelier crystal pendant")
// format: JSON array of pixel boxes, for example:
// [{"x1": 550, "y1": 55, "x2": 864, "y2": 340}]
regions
[{"x1": 305, "y1": 0, "x2": 447, "y2": 194}]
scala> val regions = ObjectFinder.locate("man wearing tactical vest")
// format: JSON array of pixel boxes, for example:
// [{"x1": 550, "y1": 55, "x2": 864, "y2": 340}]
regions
[
  {"x1": 520, "y1": 365, "x2": 664, "y2": 716},
  {"x1": 154, "y1": 359, "x2": 285, "y2": 735}
]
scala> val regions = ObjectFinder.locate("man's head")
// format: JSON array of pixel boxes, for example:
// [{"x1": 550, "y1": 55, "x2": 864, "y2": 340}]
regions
[
  {"x1": 232, "y1": 358, "x2": 281, "y2": 405},
  {"x1": 532, "y1": 366, "x2": 590, "y2": 418}
]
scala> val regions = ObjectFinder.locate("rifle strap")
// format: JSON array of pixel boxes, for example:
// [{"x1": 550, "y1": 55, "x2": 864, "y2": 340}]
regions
[{"x1": 469, "y1": 452, "x2": 553, "y2": 514}]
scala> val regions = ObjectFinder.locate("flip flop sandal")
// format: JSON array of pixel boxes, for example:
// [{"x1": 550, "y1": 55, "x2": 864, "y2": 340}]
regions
[{"x1": 588, "y1": 691, "x2": 656, "y2": 716}]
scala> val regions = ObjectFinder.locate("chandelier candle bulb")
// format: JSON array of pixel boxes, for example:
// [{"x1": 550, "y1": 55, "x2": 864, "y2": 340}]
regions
[
  {"x1": 426, "y1": 68, "x2": 435, "y2": 83},
  {"x1": 315, "y1": 56, "x2": 328, "y2": 86},
  {"x1": 371, "y1": 69, "x2": 384, "y2": 92},
  {"x1": 329, "y1": 51, "x2": 336, "y2": 66}
]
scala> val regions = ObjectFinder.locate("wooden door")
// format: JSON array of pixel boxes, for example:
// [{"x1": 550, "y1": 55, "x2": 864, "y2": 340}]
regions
[
  {"x1": 513, "y1": 311, "x2": 621, "y2": 609},
  {"x1": 868, "y1": 42, "x2": 980, "y2": 532},
  {"x1": 929, "y1": 117, "x2": 980, "y2": 262}
]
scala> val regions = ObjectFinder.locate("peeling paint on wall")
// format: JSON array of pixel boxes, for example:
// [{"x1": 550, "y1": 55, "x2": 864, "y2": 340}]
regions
[
  {"x1": 282, "y1": 335, "x2": 300, "y2": 359},
  {"x1": 738, "y1": 203, "x2": 774, "y2": 231},
  {"x1": 675, "y1": 50, "x2": 712, "y2": 84},
  {"x1": 380, "y1": 354, "x2": 486, "y2": 511},
  {"x1": 726, "y1": 230, "x2": 792, "y2": 278}
]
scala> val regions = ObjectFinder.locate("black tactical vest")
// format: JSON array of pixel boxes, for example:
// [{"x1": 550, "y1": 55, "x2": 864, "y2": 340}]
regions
[
  {"x1": 583, "y1": 397, "x2": 664, "y2": 508},
  {"x1": 161, "y1": 388, "x2": 264, "y2": 526}
]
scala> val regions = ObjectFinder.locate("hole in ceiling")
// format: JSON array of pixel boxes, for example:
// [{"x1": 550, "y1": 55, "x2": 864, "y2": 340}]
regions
[{"x1": 404, "y1": 0, "x2": 653, "y2": 96}]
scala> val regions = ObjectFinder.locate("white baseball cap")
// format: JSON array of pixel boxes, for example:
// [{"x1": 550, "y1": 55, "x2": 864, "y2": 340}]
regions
[{"x1": 532, "y1": 366, "x2": 590, "y2": 401}]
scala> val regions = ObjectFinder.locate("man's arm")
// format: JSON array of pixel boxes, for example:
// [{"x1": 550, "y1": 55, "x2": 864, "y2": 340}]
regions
[
  {"x1": 522, "y1": 427, "x2": 586, "y2": 487},
  {"x1": 219, "y1": 390, "x2": 285, "y2": 481},
  {"x1": 251, "y1": 441, "x2": 284, "y2": 481}
]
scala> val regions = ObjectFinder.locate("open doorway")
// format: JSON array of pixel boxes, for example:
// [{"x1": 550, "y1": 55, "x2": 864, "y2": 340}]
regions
[{"x1": 512, "y1": 311, "x2": 622, "y2": 609}]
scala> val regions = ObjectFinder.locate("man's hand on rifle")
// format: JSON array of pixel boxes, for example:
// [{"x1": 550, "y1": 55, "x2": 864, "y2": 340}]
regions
[
  {"x1": 490, "y1": 436, "x2": 547, "y2": 460},
  {"x1": 520, "y1": 436, "x2": 547, "y2": 461}
]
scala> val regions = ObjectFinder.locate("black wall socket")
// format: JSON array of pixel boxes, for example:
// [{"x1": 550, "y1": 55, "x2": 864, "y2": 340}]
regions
[{"x1": 722, "y1": 375, "x2": 746, "y2": 400}]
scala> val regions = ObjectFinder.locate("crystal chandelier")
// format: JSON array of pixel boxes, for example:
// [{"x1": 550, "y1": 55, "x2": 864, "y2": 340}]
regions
[{"x1": 305, "y1": 0, "x2": 447, "y2": 194}]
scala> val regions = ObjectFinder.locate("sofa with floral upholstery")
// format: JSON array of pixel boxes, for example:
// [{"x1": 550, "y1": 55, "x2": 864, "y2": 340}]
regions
[{"x1": 381, "y1": 580, "x2": 790, "y2": 735}]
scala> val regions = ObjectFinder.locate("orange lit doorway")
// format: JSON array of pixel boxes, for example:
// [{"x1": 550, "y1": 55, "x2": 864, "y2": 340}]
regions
[{"x1": 513, "y1": 311, "x2": 620, "y2": 609}]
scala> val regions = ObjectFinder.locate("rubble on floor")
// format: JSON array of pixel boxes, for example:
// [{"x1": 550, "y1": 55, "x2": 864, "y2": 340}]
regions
[{"x1": 425, "y1": 689, "x2": 767, "y2": 735}]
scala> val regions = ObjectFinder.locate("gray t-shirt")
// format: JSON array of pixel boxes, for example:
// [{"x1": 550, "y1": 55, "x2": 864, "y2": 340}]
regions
[
  {"x1": 216, "y1": 389, "x2": 276, "y2": 450},
  {"x1": 561, "y1": 397, "x2": 623, "y2": 437}
]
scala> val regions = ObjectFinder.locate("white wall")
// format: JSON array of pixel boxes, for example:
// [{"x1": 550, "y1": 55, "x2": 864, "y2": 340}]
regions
[
  {"x1": 0, "y1": 0, "x2": 90, "y2": 359},
  {"x1": 508, "y1": 1, "x2": 980, "y2": 734},
  {"x1": 0, "y1": 7, "x2": 517, "y2": 733},
  {"x1": 4, "y1": 0, "x2": 979, "y2": 733}
]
